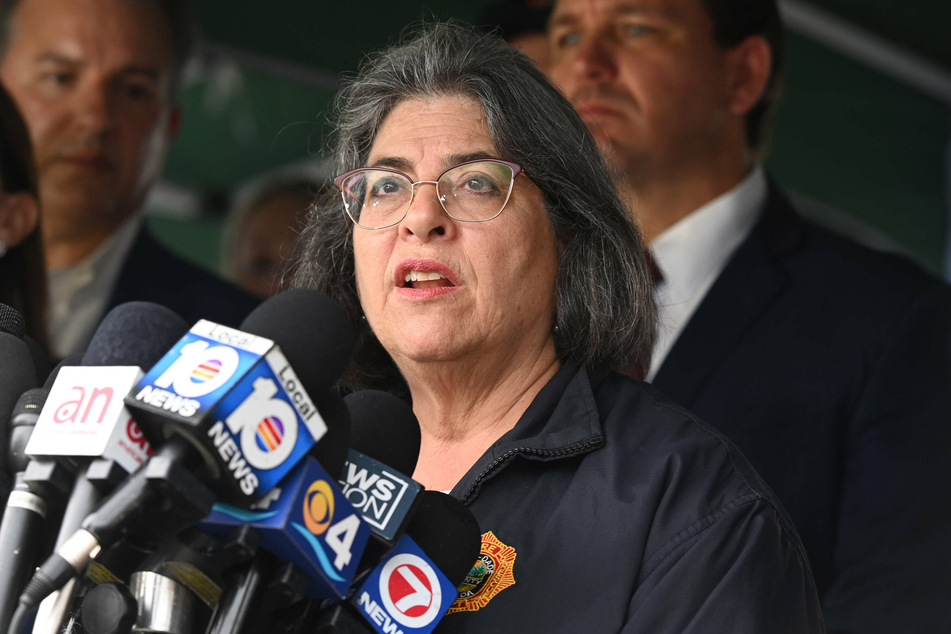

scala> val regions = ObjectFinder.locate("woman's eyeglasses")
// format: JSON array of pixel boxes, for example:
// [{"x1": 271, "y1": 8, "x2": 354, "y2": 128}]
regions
[{"x1": 334, "y1": 158, "x2": 524, "y2": 230}]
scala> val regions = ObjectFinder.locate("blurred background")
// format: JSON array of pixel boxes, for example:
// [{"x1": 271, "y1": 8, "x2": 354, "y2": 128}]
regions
[{"x1": 145, "y1": 0, "x2": 951, "y2": 278}]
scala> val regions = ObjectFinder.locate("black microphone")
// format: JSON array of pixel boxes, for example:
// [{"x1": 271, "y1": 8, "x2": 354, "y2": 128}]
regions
[
  {"x1": 339, "y1": 390, "x2": 422, "y2": 574},
  {"x1": 0, "y1": 389, "x2": 48, "y2": 631},
  {"x1": 14, "y1": 290, "x2": 356, "y2": 624},
  {"x1": 1, "y1": 310, "x2": 38, "y2": 481},
  {"x1": 314, "y1": 490, "x2": 481, "y2": 634},
  {"x1": 0, "y1": 354, "x2": 84, "y2": 634},
  {"x1": 345, "y1": 390, "x2": 420, "y2": 477},
  {"x1": 0, "y1": 303, "x2": 25, "y2": 338}
]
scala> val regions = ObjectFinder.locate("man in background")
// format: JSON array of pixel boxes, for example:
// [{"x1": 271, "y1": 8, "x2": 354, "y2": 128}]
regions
[
  {"x1": 548, "y1": 0, "x2": 951, "y2": 631},
  {"x1": 222, "y1": 175, "x2": 317, "y2": 298},
  {"x1": 0, "y1": 0, "x2": 258, "y2": 359},
  {"x1": 477, "y1": 0, "x2": 554, "y2": 71}
]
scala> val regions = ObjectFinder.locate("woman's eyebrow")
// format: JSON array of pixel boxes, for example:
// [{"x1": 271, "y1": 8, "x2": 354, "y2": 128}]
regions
[
  {"x1": 446, "y1": 151, "x2": 497, "y2": 165},
  {"x1": 368, "y1": 150, "x2": 498, "y2": 172},
  {"x1": 367, "y1": 156, "x2": 413, "y2": 171}
]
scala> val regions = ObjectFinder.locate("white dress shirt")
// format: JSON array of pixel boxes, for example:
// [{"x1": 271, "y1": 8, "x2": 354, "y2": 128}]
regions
[
  {"x1": 47, "y1": 215, "x2": 143, "y2": 359},
  {"x1": 647, "y1": 167, "x2": 767, "y2": 380}
]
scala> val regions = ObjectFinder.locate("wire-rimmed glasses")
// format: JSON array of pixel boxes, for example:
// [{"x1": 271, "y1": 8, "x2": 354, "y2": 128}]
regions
[{"x1": 333, "y1": 158, "x2": 524, "y2": 230}]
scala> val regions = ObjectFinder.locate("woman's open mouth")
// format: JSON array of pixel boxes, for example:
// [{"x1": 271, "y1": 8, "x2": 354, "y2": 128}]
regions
[{"x1": 403, "y1": 270, "x2": 455, "y2": 289}]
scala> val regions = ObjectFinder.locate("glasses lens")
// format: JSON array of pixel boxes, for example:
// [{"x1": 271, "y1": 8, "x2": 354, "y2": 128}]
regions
[
  {"x1": 438, "y1": 161, "x2": 515, "y2": 221},
  {"x1": 340, "y1": 169, "x2": 412, "y2": 228}
]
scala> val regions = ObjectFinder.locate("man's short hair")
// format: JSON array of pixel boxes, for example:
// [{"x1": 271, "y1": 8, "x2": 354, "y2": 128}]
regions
[
  {"x1": 0, "y1": 0, "x2": 197, "y2": 102},
  {"x1": 476, "y1": 0, "x2": 553, "y2": 41},
  {"x1": 699, "y1": 0, "x2": 784, "y2": 156}
]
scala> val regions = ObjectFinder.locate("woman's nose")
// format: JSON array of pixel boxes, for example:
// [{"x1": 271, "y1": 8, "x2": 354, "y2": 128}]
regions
[{"x1": 399, "y1": 181, "x2": 454, "y2": 242}]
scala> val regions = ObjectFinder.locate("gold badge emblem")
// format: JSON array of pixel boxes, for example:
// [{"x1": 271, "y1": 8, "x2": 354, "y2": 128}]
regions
[{"x1": 448, "y1": 531, "x2": 516, "y2": 613}]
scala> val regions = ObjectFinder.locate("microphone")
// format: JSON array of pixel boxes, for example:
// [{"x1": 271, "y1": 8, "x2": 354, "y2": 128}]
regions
[
  {"x1": 123, "y1": 525, "x2": 257, "y2": 634},
  {"x1": 0, "y1": 390, "x2": 49, "y2": 631},
  {"x1": 125, "y1": 288, "x2": 354, "y2": 506},
  {"x1": 14, "y1": 290, "x2": 356, "y2": 623},
  {"x1": 1, "y1": 310, "x2": 38, "y2": 481},
  {"x1": 25, "y1": 303, "x2": 189, "y2": 634},
  {"x1": 200, "y1": 390, "x2": 417, "y2": 633},
  {"x1": 198, "y1": 390, "x2": 421, "y2": 603},
  {"x1": 0, "y1": 355, "x2": 83, "y2": 633},
  {"x1": 199, "y1": 389, "x2": 358, "y2": 631},
  {"x1": 315, "y1": 490, "x2": 481, "y2": 634},
  {"x1": 339, "y1": 390, "x2": 422, "y2": 570},
  {"x1": 199, "y1": 451, "x2": 371, "y2": 600},
  {"x1": 134, "y1": 388, "x2": 356, "y2": 633},
  {"x1": 26, "y1": 302, "x2": 188, "y2": 480},
  {"x1": 344, "y1": 390, "x2": 420, "y2": 477},
  {"x1": 0, "y1": 303, "x2": 25, "y2": 337}
]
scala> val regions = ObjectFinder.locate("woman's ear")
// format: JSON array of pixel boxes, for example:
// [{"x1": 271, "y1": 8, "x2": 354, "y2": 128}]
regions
[{"x1": 0, "y1": 191, "x2": 39, "y2": 250}]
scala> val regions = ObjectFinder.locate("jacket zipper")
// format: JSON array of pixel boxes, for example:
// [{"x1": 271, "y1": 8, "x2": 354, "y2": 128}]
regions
[{"x1": 460, "y1": 438, "x2": 604, "y2": 503}]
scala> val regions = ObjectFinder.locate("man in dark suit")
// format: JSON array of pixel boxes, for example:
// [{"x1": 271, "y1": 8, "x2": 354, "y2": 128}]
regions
[
  {"x1": 0, "y1": 0, "x2": 257, "y2": 359},
  {"x1": 548, "y1": 0, "x2": 951, "y2": 631}
]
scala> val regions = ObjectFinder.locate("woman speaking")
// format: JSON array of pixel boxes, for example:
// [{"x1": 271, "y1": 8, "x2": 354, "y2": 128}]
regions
[{"x1": 293, "y1": 23, "x2": 823, "y2": 633}]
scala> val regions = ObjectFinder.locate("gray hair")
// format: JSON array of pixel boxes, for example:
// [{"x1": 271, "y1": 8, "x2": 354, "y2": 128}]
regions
[
  {"x1": 0, "y1": 0, "x2": 196, "y2": 103},
  {"x1": 292, "y1": 22, "x2": 655, "y2": 390}
]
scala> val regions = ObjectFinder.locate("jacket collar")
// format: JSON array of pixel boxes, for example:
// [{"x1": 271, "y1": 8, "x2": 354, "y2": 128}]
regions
[{"x1": 454, "y1": 361, "x2": 606, "y2": 501}]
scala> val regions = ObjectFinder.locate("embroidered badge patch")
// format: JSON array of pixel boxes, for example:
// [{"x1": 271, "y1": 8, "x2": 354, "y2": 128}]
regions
[{"x1": 448, "y1": 530, "x2": 516, "y2": 613}]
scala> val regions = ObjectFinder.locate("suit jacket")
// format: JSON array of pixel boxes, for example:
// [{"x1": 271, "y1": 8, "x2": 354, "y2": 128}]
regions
[
  {"x1": 652, "y1": 182, "x2": 951, "y2": 633},
  {"x1": 108, "y1": 226, "x2": 260, "y2": 330}
]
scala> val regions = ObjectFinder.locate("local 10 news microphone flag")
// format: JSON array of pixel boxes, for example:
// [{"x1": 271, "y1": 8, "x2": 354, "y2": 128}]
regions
[{"x1": 11, "y1": 289, "x2": 356, "y2": 626}]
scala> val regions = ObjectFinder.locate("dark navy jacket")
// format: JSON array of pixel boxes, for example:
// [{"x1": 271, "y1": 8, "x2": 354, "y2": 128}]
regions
[
  {"x1": 108, "y1": 226, "x2": 259, "y2": 330},
  {"x1": 653, "y1": 183, "x2": 951, "y2": 633},
  {"x1": 440, "y1": 362, "x2": 825, "y2": 633}
]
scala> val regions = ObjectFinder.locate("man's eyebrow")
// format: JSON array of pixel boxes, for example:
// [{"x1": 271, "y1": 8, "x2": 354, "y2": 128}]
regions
[
  {"x1": 32, "y1": 52, "x2": 161, "y2": 81},
  {"x1": 116, "y1": 66, "x2": 161, "y2": 82},
  {"x1": 34, "y1": 52, "x2": 79, "y2": 66},
  {"x1": 550, "y1": 4, "x2": 666, "y2": 28}
]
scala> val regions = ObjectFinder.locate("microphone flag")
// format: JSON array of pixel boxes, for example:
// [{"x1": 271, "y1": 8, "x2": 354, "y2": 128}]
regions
[
  {"x1": 126, "y1": 320, "x2": 328, "y2": 506},
  {"x1": 26, "y1": 366, "x2": 152, "y2": 473},
  {"x1": 201, "y1": 456, "x2": 371, "y2": 599},
  {"x1": 353, "y1": 533, "x2": 458, "y2": 634}
]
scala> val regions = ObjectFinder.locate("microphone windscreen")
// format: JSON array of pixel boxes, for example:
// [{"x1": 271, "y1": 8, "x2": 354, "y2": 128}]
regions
[
  {"x1": 344, "y1": 390, "x2": 420, "y2": 476},
  {"x1": 308, "y1": 389, "x2": 351, "y2": 478},
  {"x1": 23, "y1": 335, "x2": 50, "y2": 386},
  {"x1": 0, "y1": 332, "x2": 38, "y2": 473},
  {"x1": 83, "y1": 302, "x2": 190, "y2": 368},
  {"x1": 406, "y1": 491, "x2": 481, "y2": 587},
  {"x1": 43, "y1": 353, "x2": 85, "y2": 389},
  {"x1": 0, "y1": 303, "x2": 25, "y2": 338},
  {"x1": 239, "y1": 289, "x2": 354, "y2": 391}
]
